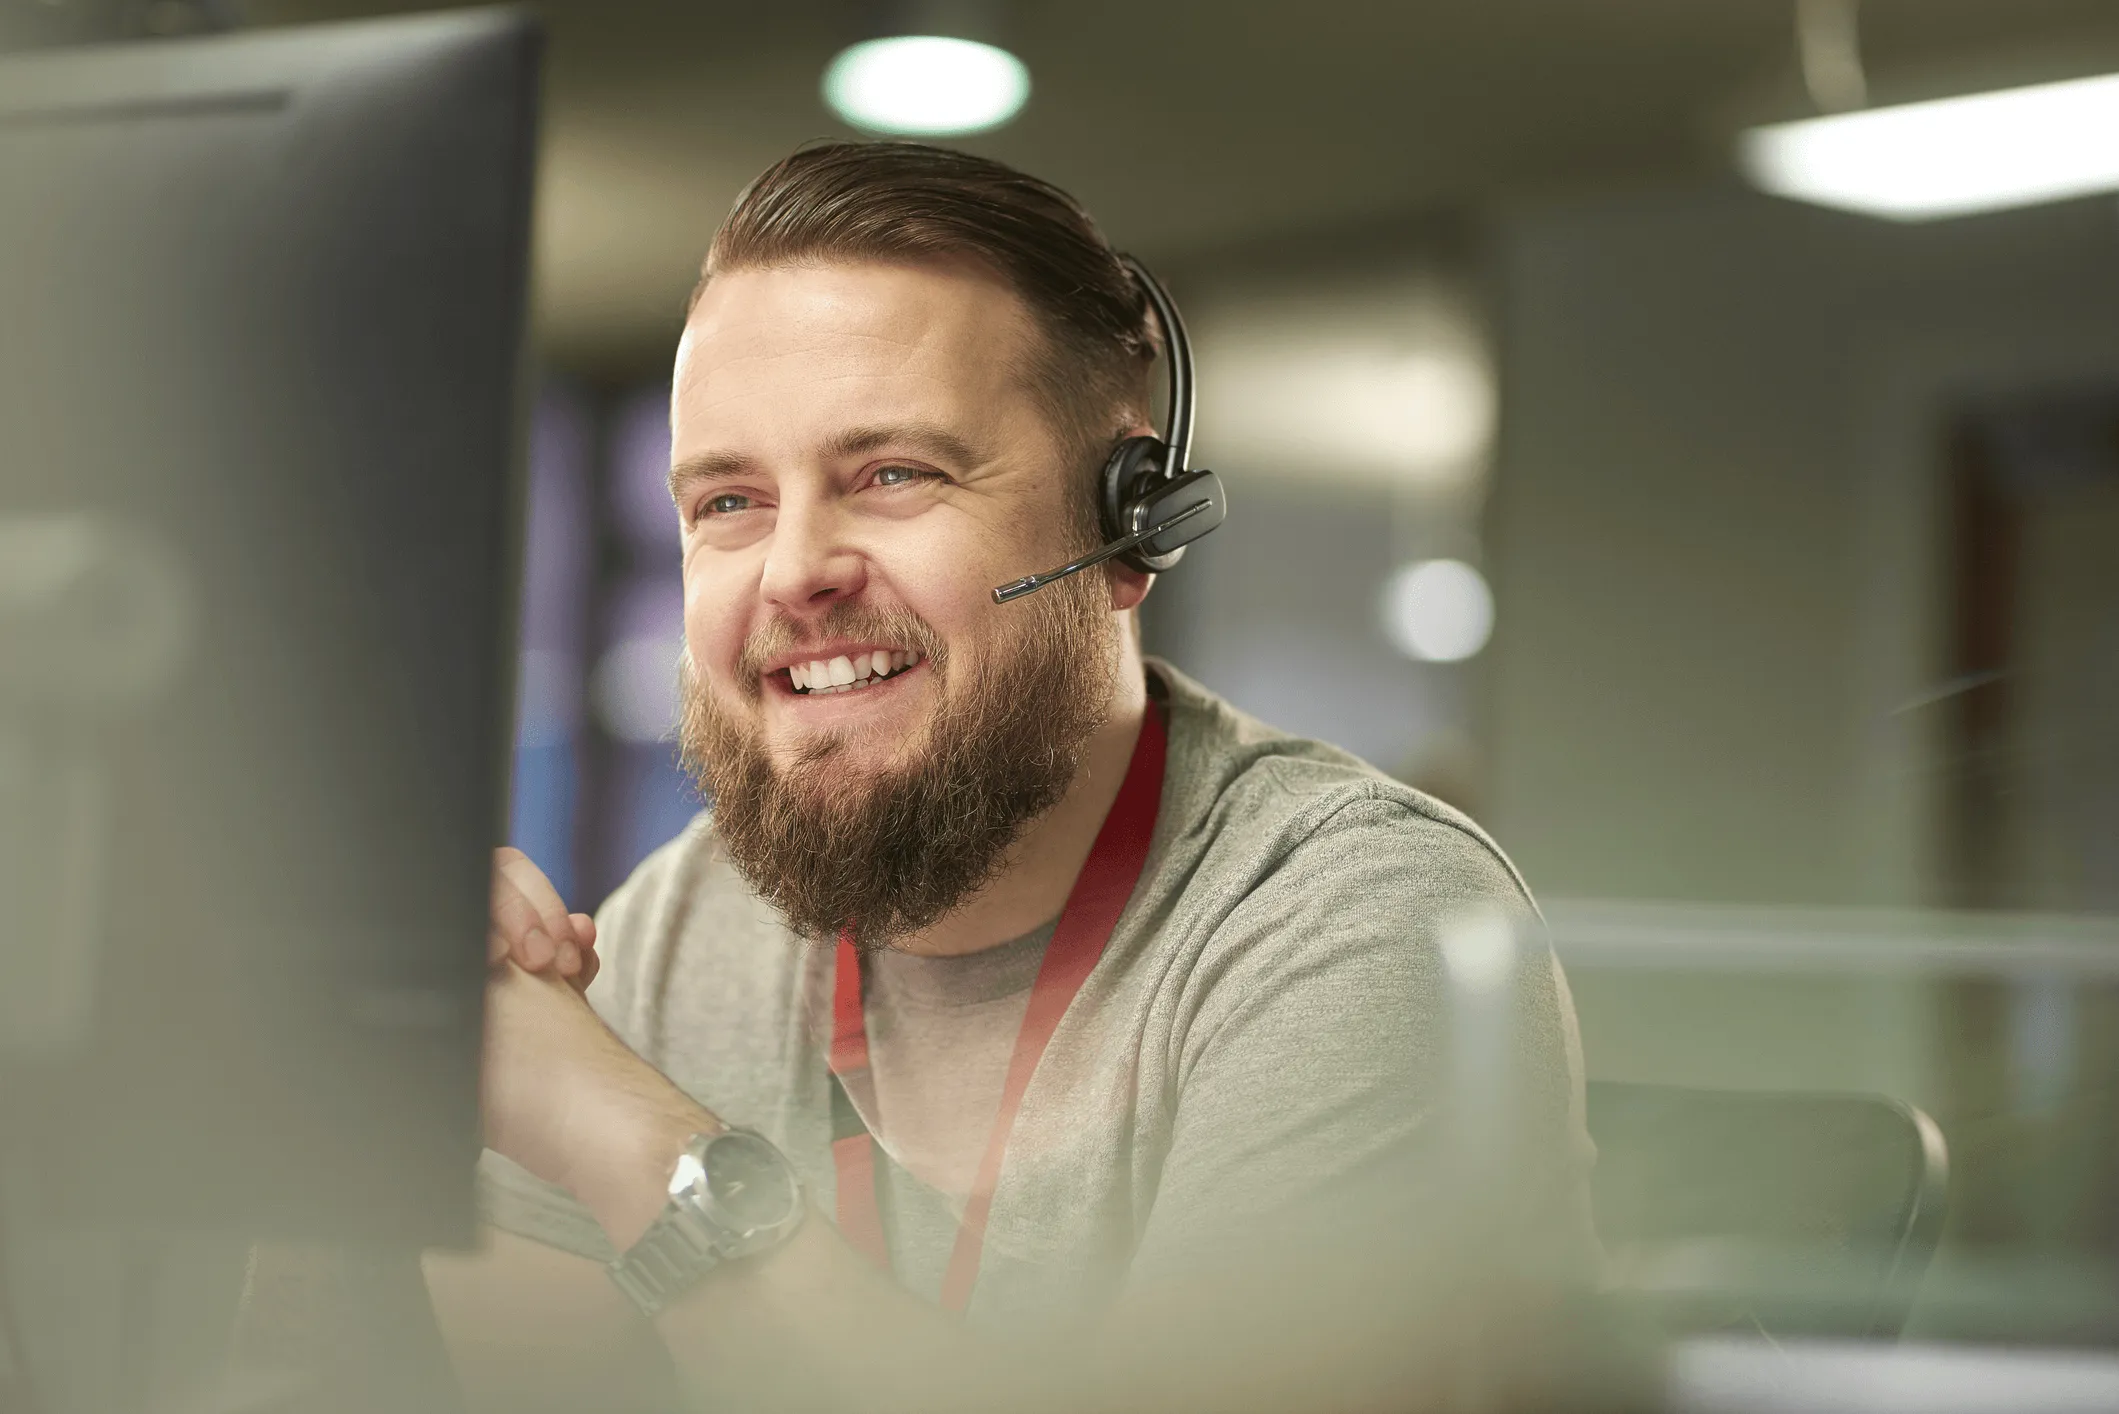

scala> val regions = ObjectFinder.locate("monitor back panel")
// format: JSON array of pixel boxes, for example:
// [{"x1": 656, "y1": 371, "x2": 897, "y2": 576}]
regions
[{"x1": 0, "y1": 11, "x2": 539, "y2": 1244}]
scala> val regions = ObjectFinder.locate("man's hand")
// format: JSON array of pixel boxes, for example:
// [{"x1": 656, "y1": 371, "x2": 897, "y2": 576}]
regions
[{"x1": 490, "y1": 846, "x2": 599, "y2": 991}]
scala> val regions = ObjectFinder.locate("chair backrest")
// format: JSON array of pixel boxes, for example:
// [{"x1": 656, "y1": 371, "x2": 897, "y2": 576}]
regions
[{"x1": 1586, "y1": 1080, "x2": 1949, "y2": 1341}]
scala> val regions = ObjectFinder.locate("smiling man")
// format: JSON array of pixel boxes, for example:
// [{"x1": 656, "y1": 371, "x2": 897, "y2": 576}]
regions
[{"x1": 430, "y1": 142, "x2": 1599, "y2": 1413}]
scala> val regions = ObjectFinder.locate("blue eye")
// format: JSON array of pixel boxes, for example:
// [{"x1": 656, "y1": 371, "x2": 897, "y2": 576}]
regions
[
  {"x1": 701, "y1": 492, "x2": 752, "y2": 517},
  {"x1": 873, "y1": 465, "x2": 933, "y2": 488}
]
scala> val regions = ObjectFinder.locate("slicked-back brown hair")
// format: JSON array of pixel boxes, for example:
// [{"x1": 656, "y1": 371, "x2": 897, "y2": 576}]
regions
[{"x1": 694, "y1": 141, "x2": 1158, "y2": 536}]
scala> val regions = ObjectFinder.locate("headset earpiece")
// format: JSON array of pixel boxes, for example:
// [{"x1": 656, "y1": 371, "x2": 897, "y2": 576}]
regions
[{"x1": 1099, "y1": 435, "x2": 1182, "y2": 574}]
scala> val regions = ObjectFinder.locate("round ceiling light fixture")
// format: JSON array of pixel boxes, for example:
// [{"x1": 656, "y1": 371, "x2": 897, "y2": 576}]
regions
[{"x1": 823, "y1": 35, "x2": 1030, "y2": 136}]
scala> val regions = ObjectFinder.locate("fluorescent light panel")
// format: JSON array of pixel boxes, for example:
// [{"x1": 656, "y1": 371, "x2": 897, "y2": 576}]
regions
[{"x1": 1738, "y1": 69, "x2": 2119, "y2": 221}]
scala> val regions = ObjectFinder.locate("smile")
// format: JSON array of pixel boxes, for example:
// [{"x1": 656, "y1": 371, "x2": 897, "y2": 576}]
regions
[{"x1": 785, "y1": 649, "x2": 922, "y2": 696}]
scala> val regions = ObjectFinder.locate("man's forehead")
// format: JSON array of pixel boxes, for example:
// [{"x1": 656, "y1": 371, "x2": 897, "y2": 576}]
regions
[
  {"x1": 670, "y1": 260, "x2": 1041, "y2": 450},
  {"x1": 678, "y1": 262, "x2": 1032, "y2": 378}
]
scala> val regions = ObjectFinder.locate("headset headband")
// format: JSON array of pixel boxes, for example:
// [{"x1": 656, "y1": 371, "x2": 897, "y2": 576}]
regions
[{"x1": 1120, "y1": 254, "x2": 1193, "y2": 478}]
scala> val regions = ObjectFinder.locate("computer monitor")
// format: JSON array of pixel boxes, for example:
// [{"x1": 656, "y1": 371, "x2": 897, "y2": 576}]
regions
[{"x1": 0, "y1": 9, "x2": 538, "y2": 1247}]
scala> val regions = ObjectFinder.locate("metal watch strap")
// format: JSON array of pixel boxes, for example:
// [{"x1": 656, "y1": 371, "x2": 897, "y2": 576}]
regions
[
  {"x1": 607, "y1": 1129, "x2": 804, "y2": 1320},
  {"x1": 608, "y1": 1197, "x2": 721, "y2": 1320}
]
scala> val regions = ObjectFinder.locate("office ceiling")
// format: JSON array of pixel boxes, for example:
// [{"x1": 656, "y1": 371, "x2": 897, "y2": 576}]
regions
[{"x1": 242, "y1": 0, "x2": 2119, "y2": 376}]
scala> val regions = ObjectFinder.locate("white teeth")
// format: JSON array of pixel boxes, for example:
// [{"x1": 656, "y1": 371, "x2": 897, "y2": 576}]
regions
[{"x1": 791, "y1": 649, "x2": 923, "y2": 694}]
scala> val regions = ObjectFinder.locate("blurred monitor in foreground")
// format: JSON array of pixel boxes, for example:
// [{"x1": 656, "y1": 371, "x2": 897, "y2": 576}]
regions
[{"x1": 0, "y1": 9, "x2": 537, "y2": 1245}]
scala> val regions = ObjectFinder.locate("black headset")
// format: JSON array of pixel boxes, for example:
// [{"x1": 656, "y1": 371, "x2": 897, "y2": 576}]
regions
[{"x1": 991, "y1": 255, "x2": 1227, "y2": 604}]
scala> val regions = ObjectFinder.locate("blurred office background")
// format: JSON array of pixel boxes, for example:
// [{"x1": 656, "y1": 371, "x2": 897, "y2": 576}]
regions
[{"x1": 16, "y1": 0, "x2": 2119, "y2": 1348}]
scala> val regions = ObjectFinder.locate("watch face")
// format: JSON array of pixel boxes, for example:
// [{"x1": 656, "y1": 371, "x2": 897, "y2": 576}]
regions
[{"x1": 702, "y1": 1131, "x2": 798, "y2": 1231}]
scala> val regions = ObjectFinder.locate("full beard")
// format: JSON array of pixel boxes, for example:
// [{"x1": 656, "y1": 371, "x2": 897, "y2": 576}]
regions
[{"x1": 676, "y1": 569, "x2": 1119, "y2": 953}]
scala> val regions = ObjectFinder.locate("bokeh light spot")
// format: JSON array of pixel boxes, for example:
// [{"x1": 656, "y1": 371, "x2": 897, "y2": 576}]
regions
[{"x1": 1381, "y1": 559, "x2": 1495, "y2": 663}]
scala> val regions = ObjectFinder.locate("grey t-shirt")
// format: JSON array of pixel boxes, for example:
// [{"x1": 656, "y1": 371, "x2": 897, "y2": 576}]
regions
[
  {"x1": 480, "y1": 662, "x2": 1597, "y2": 1325},
  {"x1": 837, "y1": 916, "x2": 1055, "y2": 1300}
]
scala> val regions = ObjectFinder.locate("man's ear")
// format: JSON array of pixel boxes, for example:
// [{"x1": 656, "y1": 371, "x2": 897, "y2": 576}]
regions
[{"x1": 1109, "y1": 563, "x2": 1154, "y2": 612}]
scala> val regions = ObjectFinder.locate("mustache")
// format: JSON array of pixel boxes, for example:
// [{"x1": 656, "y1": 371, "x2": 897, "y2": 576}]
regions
[{"x1": 733, "y1": 601, "x2": 950, "y2": 689}]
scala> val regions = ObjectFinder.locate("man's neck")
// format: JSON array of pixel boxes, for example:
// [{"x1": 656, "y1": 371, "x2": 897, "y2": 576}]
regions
[{"x1": 895, "y1": 646, "x2": 1151, "y2": 959}]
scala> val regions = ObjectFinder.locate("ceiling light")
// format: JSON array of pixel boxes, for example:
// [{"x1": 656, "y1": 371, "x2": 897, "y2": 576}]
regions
[
  {"x1": 823, "y1": 35, "x2": 1029, "y2": 137},
  {"x1": 1738, "y1": 70, "x2": 2119, "y2": 221}
]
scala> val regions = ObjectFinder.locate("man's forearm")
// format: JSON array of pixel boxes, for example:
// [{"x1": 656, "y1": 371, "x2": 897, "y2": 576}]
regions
[{"x1": 560, "y1": 1081, "x2": 1019, "y2": 1414}]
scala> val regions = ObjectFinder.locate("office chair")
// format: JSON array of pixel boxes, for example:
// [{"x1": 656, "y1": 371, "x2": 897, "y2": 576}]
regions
[{"x1": 1586, "y1": 1080, "x2": 1949, "y2": 1341}]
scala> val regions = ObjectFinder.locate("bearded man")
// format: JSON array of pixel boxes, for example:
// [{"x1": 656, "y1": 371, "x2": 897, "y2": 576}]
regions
[{"x1": 432, "y1": 142, "x2": 1600, "y2": 1413}]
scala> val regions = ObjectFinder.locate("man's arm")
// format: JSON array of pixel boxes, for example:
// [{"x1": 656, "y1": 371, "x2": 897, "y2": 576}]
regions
[
  {"x1": 422, "y1": 1229, "x2": 678, "y2": 1414},
  {"x1": 1096, "y1": 798, "x2": 1600, "y2": 1411},
  {"x1": 1121, "y1": 796, "x2": 1596, "y2": 1292},
  {"x1": 473, "y1": 958, "x2": 1016, "y2": 1412},
  {"x1": 447, "y1": 845, "x2": 996, "y2": 1410}
]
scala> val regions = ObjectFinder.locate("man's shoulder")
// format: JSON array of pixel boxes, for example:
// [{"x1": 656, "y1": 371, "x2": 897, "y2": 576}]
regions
[{"x1": 1154, "y1": 660, "x2": 1533, "y2": 913}]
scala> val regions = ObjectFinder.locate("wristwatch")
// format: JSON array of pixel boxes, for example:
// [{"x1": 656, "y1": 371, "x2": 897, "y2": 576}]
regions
[{"x1": 607, "y1": 1129, "x2": 805, "y2": 1319}]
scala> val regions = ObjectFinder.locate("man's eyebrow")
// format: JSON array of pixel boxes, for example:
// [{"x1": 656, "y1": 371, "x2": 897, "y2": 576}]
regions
[
  {"x1": 667, "y1": 450, "x2": 753, "y2": 505},
  {"x1": 823, "y1": 422, "x2": 986, "y2": 469}
]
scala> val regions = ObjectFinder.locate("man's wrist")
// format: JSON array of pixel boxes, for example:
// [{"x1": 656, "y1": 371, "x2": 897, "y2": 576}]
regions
[{"x1": 558, "y1": 1067, "x2": 725, "y2": 1251}]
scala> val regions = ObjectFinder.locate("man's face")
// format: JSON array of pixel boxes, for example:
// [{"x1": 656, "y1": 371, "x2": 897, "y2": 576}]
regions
[
  {"x1": 672, "y1": 258, "x2": 1097, "y2": 773},
  {"x1": 669, "y1": 258, "x2": 1138, "y2": 946}
]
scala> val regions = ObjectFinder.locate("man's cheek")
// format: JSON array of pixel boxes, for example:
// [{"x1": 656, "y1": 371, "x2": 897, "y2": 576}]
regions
[{"x1": 683, "y1": 614, "x2": 744, "y2": 692}]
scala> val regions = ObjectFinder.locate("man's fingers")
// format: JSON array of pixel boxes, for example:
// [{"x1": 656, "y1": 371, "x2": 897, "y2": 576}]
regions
[
  {"x1": 486, "y1": 850, "x2": 597, "y2": 990},
  {"x1": 568, "y1": 919, "x2": 600, "y2": 991},
  {"x1": 495, "y1": 850, "x2": 574, "y2": 945},
  {"x1": 489, "y1": 875, "x2": 549, "y2": 955},
  {"x1": 518, "y1": 924, "x2": 557, "y2": 971},
  {"x1": 488, "y1": 925, "x2": 566, "y2": 977}
]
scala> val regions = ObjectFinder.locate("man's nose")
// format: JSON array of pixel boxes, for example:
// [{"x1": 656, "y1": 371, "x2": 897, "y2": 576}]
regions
[{"x1": 758, "y1": 500, "x2": 867, "y2": 615}]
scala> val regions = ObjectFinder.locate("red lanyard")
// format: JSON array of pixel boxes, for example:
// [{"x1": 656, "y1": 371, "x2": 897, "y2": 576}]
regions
[{"x1": 827, "y1": 701, "x2": 1167, "y2": 1313}]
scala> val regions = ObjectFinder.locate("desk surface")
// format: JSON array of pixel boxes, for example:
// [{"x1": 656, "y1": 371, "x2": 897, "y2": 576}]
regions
[{"x1": 1669, "y1": 1335, "x2": 2119, "y2": 1414}]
